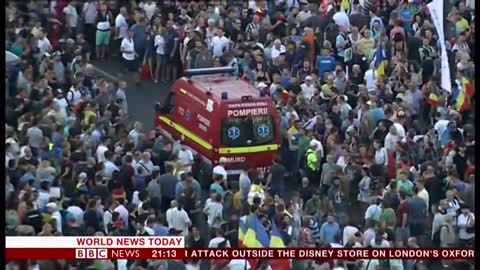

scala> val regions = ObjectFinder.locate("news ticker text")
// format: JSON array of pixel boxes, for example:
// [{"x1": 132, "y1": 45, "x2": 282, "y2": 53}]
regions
[{"x1": 5, "y1": 248, "x2": 475, "y2": 260}]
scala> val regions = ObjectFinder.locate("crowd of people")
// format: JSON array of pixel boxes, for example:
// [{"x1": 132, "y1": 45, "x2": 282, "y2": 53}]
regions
[{"x1": 5, "y1": 0, "x2": 476, "y2": 270}]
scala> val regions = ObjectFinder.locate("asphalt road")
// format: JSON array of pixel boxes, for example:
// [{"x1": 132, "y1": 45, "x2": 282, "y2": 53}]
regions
[{"x1": 92, "y1": 58, "x2": 170, "y2": 131}]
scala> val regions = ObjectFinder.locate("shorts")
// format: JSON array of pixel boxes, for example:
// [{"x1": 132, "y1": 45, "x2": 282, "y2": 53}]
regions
[
  {"x1": 156, "y1": 54, "x2": 167, "y2": 65},
  {"x1": 96, "y1": 29, "x2": 111, "y2": 46},
  {"x1": 123, "y1": 58, "x2": 138, "y2": 72}
]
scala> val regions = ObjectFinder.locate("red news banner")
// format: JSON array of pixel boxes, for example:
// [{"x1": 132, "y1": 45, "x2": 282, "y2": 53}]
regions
[{"x1": 5, "y1": 237, "x2": 475, "y2": 260}]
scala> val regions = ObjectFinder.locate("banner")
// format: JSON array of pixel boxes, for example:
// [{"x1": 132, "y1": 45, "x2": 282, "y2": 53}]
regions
[
  {"x1": 427, "y1": 0, "x2": 452, "y2": 93},
  {"x1": 4, "y1": 238, "x2": 476, "y2": 261}
]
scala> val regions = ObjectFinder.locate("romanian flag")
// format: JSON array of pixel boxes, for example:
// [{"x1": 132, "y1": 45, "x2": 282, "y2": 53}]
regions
[
  {"x1": 463, "y1": 77, "x2": 474, "y2": 97},
  {"x1": 270, "y1": 221, "x2": 292, "y2": 270},
  {"x1": 427, "y1": 93, "x2": 439, "y2": 107},
  {"x1": 374, "y1": 43, "x2": 385, "y2": 77},
  {"x1": 243, "y1": 216, "x2": 270, "y2": 248},
  {"x1": 243, "y1": 216, "x2": 270, "y2": 270},
  {"x1": 269, "y1": 220, "x2": 285, "y2": 248},
  {"x1": 280, "y1": 88, "x2": 290, "y2": 102},
  {"x1": 237, "y1": 216, "x2": 247, "y2": 248},
  {"x1": 456, "y1": 80, "x2": 470, "y2": 112}
]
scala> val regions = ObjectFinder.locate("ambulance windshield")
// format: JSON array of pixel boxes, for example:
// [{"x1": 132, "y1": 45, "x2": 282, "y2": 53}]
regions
[{"x1": 221, "y1": 115, "x2": 275, "y2": 147}]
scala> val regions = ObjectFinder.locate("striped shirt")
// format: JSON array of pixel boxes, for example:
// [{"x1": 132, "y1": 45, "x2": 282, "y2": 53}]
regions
[
  {"x1": 309, "y1": 218, "x2": 321, "y2": 242},
  {"x1": 362, "y1": 0, "x2": 373, "y2": 16},
  {"x1": 245, "y1": 22, "x2": 260, "y2": 34}
]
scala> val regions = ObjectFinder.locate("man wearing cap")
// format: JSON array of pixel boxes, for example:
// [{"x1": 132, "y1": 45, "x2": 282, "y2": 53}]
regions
[{"x1": 47, "y1": 202, "x2": 62, "y2": 233}]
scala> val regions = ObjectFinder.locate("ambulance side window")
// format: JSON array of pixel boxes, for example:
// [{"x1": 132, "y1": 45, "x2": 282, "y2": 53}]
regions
[{"x1": 165, "y1": 92, "x2": 176, "y2": 113}]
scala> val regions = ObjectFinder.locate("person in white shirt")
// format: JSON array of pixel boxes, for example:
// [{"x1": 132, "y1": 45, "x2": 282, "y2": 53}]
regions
[
  {"x1": 121, "y1": 29, "x2": 137, "y2": 71},
  {"x1": 96, "y1": 139, "x2": 109, "y2": 163},
  {"x1": 333, "y1": 9, "x2": 350, "y2": 30},
  {"x1": 210, "y1": 28, "x2": 231, "y2": 58},
  {"x1": 297, "y1": 5, "x2": 312, "y2": 22},
  {"x1": 384, "y1": 125, "x2": 400, "y2": 151},
  {"x1": 67, "y1": 203, "x2": 85, "y2": 227},
  {"x1": 47, "y1": 202, "x2": 62, "y2": 233},
  {"x1": 208, "y1": 229, "x2": 232, "y2": 248},
  {"x1": 337, "y1": 95, "x2": 352, "y2": 120},
  {"x1": 228, "y1": 259, "x2": 251, "y2": 270},
  {"x1": 53, "y1": 90, "x2": 68, "y2": 118},
  {"x1": 115, "y1": 7, "x2": 129, "y2": 55},
  {"x1": 166, "y1": 200, "x2": 191, "y2": 236},
  {"x1": 63, "y1": 2, "x2": 79, "y2": 35},
  {"x1": 271, "y1": 39, "x2": 286, "y2": 59},
  {"x1": 37, "y1": 182, "x2": 52, "y2": 212},
  {"x1": 113, "y1": 198, "x2": 129, "y2": 227},
  {"x1": 364, "y1": 62, "x2": 377, "y2": 93},
  {"x1": 82, "y1": 1, "x2": 98, "y2": 27},
  {"x1": 37, "y1": 29, "x2": 53, "y2": 59},
  {"x1": 103, "y1": 204, "x2": 114, "y2": 234},
  {"x1": 300, "y1": 75, "x2": 315, "y2": 101},
  {"x1": 213, "y1": 157, "x2": 228, "y2": 187},
  {"x1": 373, "y1": 140, "x2": 388, "y2": 166},
  {"x1": 139, "y1": 0, "x2": 157, "y2": 21},
  {"x1": 203, "y1": 193, "x2": 223, "y2": 227},
  {"x1": 115, "y1": 81, "x2": 128, "y2": 116},
  {"x1": 154, "y1": 27, "x2": 167, "y2": 82},
  {"x1": 137, "y1": 152, "x2": 154, "y2": 176},
  {"x1": 128, "y1": 122, "x2": 143, "y2": 148},
  {"x1": 457, "y1": 205, "x2": 475, "y2": 245},
  {"x1": 177, "y1": 145, "x2": 194, "y2": 172},
  {"x1": 415, "y1": 180, "x2": 429, "y2": 212},
  {"x1": 103, "y1": 152, "x2": 120, "y2": 180},
  {"x1": 343, "y1": 224, "x2": 359, "y2": 245},
  {"x1": 309, "y1": 133, "x2": 325, "y2": 160}
]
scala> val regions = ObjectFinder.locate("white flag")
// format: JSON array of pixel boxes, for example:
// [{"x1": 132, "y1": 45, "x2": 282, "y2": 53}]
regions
[{"x1": 427, "y1": 0, "x2": 452, "y2": 93}]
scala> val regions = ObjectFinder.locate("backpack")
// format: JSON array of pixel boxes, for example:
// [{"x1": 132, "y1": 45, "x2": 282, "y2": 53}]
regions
[{"x1": 432, "y1": 225, "x2": 448, "y2": 246}]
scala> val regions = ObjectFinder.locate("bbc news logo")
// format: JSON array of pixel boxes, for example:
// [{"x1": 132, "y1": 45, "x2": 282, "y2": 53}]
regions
[{"x1": 76, "y1": 249, "x2": 108, "y2": 259}]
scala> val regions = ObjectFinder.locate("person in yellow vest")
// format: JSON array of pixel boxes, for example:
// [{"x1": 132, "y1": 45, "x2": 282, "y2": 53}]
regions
[{"x1": 304, "y1": 141, "x2": 320, "y2": 184}]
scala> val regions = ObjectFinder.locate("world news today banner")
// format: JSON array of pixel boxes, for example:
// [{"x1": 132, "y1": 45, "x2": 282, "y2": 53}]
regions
[{"x1": 5, "y1": 237, "x2": 475, "y2": 261}]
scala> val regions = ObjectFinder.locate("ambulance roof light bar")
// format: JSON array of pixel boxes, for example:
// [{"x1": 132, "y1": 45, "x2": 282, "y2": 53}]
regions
[{"x1": 184, "y1": 67, "x2": 236, "y2": 77}]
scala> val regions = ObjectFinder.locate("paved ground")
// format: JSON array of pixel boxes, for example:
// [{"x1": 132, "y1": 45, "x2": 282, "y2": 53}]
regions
[{"x1": 92, "y1": 58, "x2": 171, "y2": 131}]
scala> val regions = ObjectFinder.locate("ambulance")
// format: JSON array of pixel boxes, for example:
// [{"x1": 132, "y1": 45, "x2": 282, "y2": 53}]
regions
[{"x1": 154, "y1": 67, "x2": 281, "y2": 174}]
